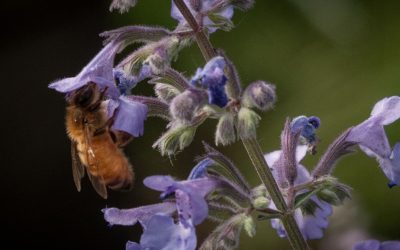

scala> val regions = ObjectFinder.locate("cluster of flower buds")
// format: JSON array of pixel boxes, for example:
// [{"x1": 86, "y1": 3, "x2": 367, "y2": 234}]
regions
[{"x1": 152, "y1": 55, "x2": 277, "y2": 155}]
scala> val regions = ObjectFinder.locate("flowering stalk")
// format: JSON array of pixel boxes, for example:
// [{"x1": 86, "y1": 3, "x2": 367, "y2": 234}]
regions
[
  {"x1": 172, "y1": 0, "x2": 309, "y2": 249},
  {"x1": 172, "y1": 0, "x2": 215, "y2": 61}
]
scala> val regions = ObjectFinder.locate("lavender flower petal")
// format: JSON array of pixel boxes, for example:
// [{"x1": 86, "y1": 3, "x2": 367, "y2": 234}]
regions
[
  {"x1": 49, "y1": 42, "x2": 120, "y2": 98},
  {"x1": 111, "y1": 96, "x2": 148, "y2": 137},
  {"x1": 102, "y1": 202, "x2": 176, "y2": 227},
  {"x1": 352, "y1": 239, "x2": 400, "y2": 250},
  {"x1": 126, "y1": 241, "x2": 142, "y2": 250},
  {"x1": 188, "y1": 158, "x2": 215, "y2": 179},
  {"x1": 143, "y1": 175, "x2": 176, "y2": 191},
  {"x1": 139, "y1": 214, "x2": 197, "y2": 250},
  {"x1": 191, "y1": 56, "x2": 228, "y2": 107},
  {"x1": 291, "y1": 115, "x2": 320, "y2": 145},
  {"x1": 348, "y1": 96, "x2": 400, "y2": 186}
]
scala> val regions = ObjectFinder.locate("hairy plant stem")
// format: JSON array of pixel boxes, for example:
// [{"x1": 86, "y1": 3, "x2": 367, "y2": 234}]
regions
[
  {"x1": 172, "y1": 0, "x2": 215, "y2": 61},
  {"x1": 172, "y1": 0, "x2": 310, "y2": 249}
]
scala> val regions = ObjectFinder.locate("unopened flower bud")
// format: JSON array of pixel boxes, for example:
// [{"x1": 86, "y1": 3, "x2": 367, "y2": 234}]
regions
[
  {"x1": 154, "y1": 83, "x2": 180, "y2": 102},
  {"x1": 243, "y1": 216, "x2": 256, "y2": 238},
  {"x1": 291, "y1": 115, "x2": 320, "y2": 146},
  {"x1": 144, "y1": 48, "x2": 168, "y2": 75},
  {"x1": 242, "y1": 81, "x2": 276, "y2": 111},
  {"x1": 237, "y1": 107, "x2": 261, "y2": 139},
  {"x1": 215, "y1": 112, "x2": 236, "y2": 146},
  {"x1": 170, "y1": 89, "x2": 207, "y2": 122},
  {"x1": 252, "y1": 196, "x2": 269, "y2": 210}
]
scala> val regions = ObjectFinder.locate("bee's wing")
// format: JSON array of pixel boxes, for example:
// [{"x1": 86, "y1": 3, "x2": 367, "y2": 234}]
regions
[
  {"x1": 71, "y1": 140, "x2": 85, "y2": 192},
  {"x1": 84, "y1": 123, "x2": 108, "y2": 199}
]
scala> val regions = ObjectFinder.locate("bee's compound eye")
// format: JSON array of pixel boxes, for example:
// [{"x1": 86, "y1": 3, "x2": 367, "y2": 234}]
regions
[{"x1": 75, "y1": 86, "x2": 94, "y2": 107}]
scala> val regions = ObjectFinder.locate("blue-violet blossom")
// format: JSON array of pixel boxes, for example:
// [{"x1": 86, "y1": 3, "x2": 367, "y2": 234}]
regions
[
  {"x1": 265, "y1": 145, "x2": 333, "y2": 240},
  {"x1": 103, "y1": 175, "x2": 222, "y2": 249},
  {"x1": 353, "y1": 239, "x2": 400, "y2": 250},
  {"x1": 191, "y1": 56, "x2": 228, "y2": 108},
  {"x1": 49, "y1": 41, "x2": 148, "y2": 137},
  {"x1": 171, "y1": 0, "x2": 234, "y2": 33},
  {"x1": 291, "y1": 115, "x2": 320, "y2": 145},
  {"x1": 347, "y1": 96, "x2": 400, "y2": 187}
]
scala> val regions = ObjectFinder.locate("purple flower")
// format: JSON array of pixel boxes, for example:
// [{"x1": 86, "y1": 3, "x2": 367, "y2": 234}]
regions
[
  {"x1": 265, "y1": 145, "x2": 333, "y2": 240},
  {"x1": 187, "y1": 158, "x2": 215, "y2": 179},
  {"x1": 191, "y1": 56, "x2": 228, "y2": 107},
  {"x1": 114, "y1": 65, "x2": 152, "y2": 95},
  {"x1": 353, "y1": 239, "x2": 400, "y2": 250},
  {"x1": 49, "y1": 40, "x2": 149, "y2": 137},
  {"x1": 125, "y1": 214, "x2": 197, "y2": 250},
  {"x1": 103, "y1": 175, "x2": 222, "y2": 249},
  {"x1": 106, "y1": 96, "x2": 148, "y2": 137},
  {"x1": 171, "y1": 0, "x2": 234, "y2": 33},
  {"x1": 49, "y1": 42, "x2": 121, "y2": 98},
  {"x1": 291, "y1": 115, "x2": 320, "y2": 145},
  {"x1": 347, "y1": 96, "x2": 400, "y2": 187}
]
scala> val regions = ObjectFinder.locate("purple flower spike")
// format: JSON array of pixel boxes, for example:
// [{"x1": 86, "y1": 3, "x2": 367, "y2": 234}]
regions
[
  {"x1": 353, "y1": 239, "x2": 400, "y2": 250},
  {"x1": 144, "y1": 175, "x2": 221, "y2": 225},
  {"x1": 191, "y1": 56, "x2": 228, "y2": 107},
  {"x1": 265, "y1": 145, "x2": 333, "y2": 240},
  {"x1": 128, "y1": 214, "x2": 197, "y2": 250},
  {"x1": 348, "y1": 96, "x2": 400, "y2": 186},
  {"x1": 171, "y1": 0, "x2": 234, "y2": 34},
  {"x1": 49, "y1": 42, "x2": 121, "y2": 98}
]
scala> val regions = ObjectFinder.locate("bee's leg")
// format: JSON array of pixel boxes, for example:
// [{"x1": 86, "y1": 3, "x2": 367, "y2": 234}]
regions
[
  {"x1": 110, "y1": 130, "x2": 133, "y2": 147},
  {"x1": 93, "y1": 117, "x2": 114, "y2": 137}
]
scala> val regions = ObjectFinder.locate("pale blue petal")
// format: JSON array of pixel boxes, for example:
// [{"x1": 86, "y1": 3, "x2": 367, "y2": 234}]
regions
[
  {"x1": 111, "y1": 96, "x2": 148, "y2": 137},
  {"x1": 143, "y1": 175, "x2": 176, "y2": 191},
  {"x1": 370, "y1": 96, "x2": 400, "y2": 125},
  {"x1": 102, "y1": 202, "x2": 176, "y2": 227},
  {"x1": 126, "y1": 241, "x2": 142, "y2": 250},
  {"x1": 353, "y1": 240, "x2": 380, "y2": 250},
  {"x1": 49, "y1": 42, "x2": 120, "y2": 98},
  {"x1": 140, "y1": 214, "x2": 196, "y2": 250}
]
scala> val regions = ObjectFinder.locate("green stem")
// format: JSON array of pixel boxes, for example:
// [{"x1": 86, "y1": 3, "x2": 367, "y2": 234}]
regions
[
  {"x1": 172, "y1": 0, "x2": 309, "y2": 249},
  {"x1": 172, "y1": 0, "x2": 215, "y2": 61},
  {"x1": 241, "y1": 137, "x2": 309, "y2": 250}
]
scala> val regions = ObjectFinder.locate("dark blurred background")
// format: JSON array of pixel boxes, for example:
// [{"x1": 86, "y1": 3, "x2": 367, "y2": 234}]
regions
[{"x1": 2, "y1": 0, "x2": 400, "y2": 249}]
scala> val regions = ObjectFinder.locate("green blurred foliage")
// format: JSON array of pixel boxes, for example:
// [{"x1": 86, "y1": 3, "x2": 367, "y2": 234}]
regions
[{"x1": 108, "y1": 0, "x2": 400, "y2": 249}]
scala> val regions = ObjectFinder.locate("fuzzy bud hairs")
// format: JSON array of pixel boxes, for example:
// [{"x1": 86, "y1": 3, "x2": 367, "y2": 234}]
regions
[
  {"x1": 110, "y1": 0, "x2": 137, "y2": 14},
  {"x1": 312, "y1": 128, "x2": 356, "y2": 178},
  {"x1": 277, "y1": 118, "x2": 301, "y2": 187}
]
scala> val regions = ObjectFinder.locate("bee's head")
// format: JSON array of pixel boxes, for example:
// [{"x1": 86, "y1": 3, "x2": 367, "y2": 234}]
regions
[{"x1": 69, "y1": 83, "x2": 101, "y2": 109}]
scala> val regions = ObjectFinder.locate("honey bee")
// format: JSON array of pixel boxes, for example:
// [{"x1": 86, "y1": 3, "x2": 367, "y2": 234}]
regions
[{"x1": 66, "y1": 83, "x2": 134, "y2": 199}]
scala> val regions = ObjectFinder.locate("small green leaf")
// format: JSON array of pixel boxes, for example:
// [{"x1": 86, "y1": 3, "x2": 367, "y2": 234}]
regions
[{"x1": 208, "y1": 13, "x2": 235, "y2": 32}]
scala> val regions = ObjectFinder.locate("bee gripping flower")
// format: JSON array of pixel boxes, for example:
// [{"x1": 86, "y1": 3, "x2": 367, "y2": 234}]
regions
[{"x1": 347, "y1": 96, "x2": 400, "y2": 187}]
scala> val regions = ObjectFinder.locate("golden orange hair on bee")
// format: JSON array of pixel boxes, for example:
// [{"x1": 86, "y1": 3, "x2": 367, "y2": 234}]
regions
[{"x1": 65, "y1": 83, "x2": 134, "y2": 199}]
